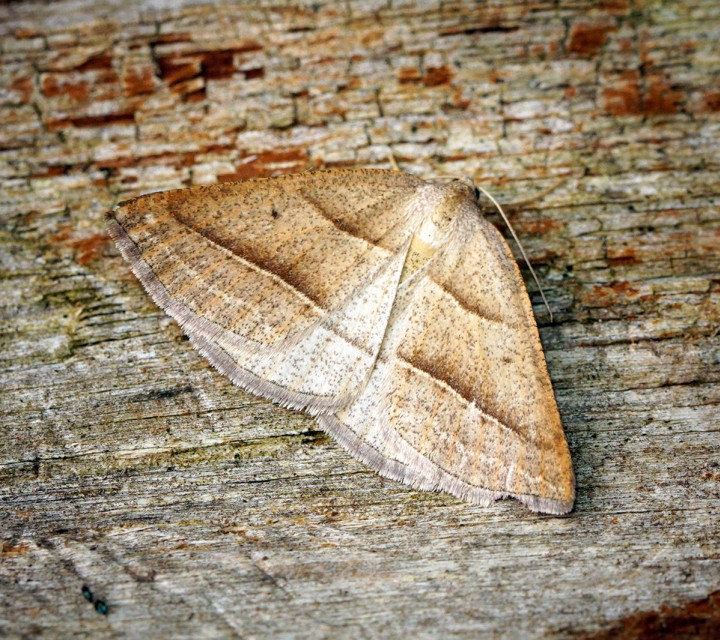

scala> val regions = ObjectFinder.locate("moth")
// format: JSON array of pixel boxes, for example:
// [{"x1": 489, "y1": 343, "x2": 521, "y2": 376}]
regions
[{"x1": 107, "y1": 168, "x2": 575, "y2": 514}]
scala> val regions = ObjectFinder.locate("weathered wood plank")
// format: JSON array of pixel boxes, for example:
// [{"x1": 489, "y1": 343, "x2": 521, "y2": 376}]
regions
[{"x1": 1, "y1": 0, "x2": 718, "y2": 637}]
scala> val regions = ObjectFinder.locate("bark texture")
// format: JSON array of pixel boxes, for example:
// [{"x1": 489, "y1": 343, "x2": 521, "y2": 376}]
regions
[{"x1": 1, "y1": 1, "x2": 719, "y2": 638}]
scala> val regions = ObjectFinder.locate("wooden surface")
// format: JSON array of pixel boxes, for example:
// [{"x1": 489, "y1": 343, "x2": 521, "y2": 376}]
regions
[{"x1": 1, "y1": 0, "x2": 719, "y2": 637}]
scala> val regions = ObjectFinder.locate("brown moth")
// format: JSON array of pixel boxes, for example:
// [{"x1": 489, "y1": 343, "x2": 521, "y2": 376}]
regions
[{"x1": 107, "y1": 169, "x2": 575, "y2": 514}]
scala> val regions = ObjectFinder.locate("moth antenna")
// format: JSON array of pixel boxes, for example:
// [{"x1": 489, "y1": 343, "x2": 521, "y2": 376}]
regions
[{"x1": 474, "y1": 184, "x2": 554, "y2": 323}]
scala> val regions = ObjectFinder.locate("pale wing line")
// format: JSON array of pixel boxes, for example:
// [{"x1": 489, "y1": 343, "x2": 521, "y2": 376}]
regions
[
  {"x1": 152, "y1": 240, "x2": 285, "y2": 335},
  {"x1": 131, "y1": 211, "x2": 325, "y2": 353},
  {"x1": 173, "y1": 217, "x2": 325, "y2": 313},
  {"x1": 295, "y1": 189, "x2": 420, "y2": 282},
  {"x1": 386, "y1": 246, "x2": 528, "y2": 445},
  {"x1": 429, "y1": 277, "x2": 508, "y2": 326},
  {"x1": 318, "y1": 410, "x2": 510, "y2": 508},
  {"x1": 288, "y1": 186, "x2": 420, "y2": 260},
  {"x1": 176, "y1": 218, "x2": 395, "y2": 361},
  {"x1": 370, "y1": 359, "x2": 574, "y2": 514},
  {"x1": 370, "y1": 359, "x2": 569, "y2": 512},
  {"x1": 109, "y1": 214, "x2": 323, "y2": 362},
  {"x1": 146, "y1": 231, "x2": 321, "y2": 356},
  {"x1": 392, "y1": 359, "x2": 529, "y2": 445},
  {"x1": 150, "y1": 232, "x2": 211, "y2": 284},
  {"x1": 460, "y1": 212, "x2": 558, "y2": 489},
  {"x1": 298, "y1": 190, "x2": 386, "y2": 247},
  {"x1": 331, "y1": 238, "x2": 414, "y2": 403},
  {"x1": 298, "y1": 187, "x2": 416, "y2": 246},
  {"x1": 165, "y1": 244, "x2": 227, "y2": 296},
  {"x1": 163, "y1": 209, "x2": 408, "y2": 363},
  {"x1": 415, "y1": 403, "x2": 512, "y2": 481},
  {"x1": 109, "y1": 216, "x2": 275, "y2": 352}
]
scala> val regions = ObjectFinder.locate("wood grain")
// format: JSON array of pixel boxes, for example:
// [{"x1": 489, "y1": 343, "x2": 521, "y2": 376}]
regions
[{"x1": 1, "y1": 0, "x2": 719, "y2": 637}]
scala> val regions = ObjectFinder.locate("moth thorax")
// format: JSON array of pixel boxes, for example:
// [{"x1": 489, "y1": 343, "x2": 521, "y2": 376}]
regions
[
  {"x1": 400, "y1": 190, "x2": 460, "y2": 283},
  {"x1": 415, "y1": 215, "x2": 447, "y2": 251},
  {"x1": 426, "y1": 181, "x2": 473, "y2": 239}
]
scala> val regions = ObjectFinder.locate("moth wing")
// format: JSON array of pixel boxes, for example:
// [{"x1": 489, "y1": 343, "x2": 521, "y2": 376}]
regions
[
  {"x1": 319, "y1": 210, "x2": 575, "y2": 514},
  {"x1": 108, "y1": 169, "x2": 424, "y2": 413}
]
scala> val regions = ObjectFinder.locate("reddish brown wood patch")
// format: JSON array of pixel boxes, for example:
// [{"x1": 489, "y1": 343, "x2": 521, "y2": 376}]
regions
[
  {"x1": 423, "y1": 65, "x2": 454, "y2": 87},
  {"x1": 218, "y1": 149, "x2": 309, "y2": 181},
  {"x1": 50, "y1": 227, "x2": 112, "y2": 265},
  {"x1": 603, "y1": 76, "x2": 684, "y2": 116},
  {"x1": 589, "y1": 590, "x2": 720, "y2": 639},
  {"x1": 155, "y1": 41, "x2": 263, "y2": 86},
  {"x1": 567, "y1": 23, "x2": 615, "y2": 57}
]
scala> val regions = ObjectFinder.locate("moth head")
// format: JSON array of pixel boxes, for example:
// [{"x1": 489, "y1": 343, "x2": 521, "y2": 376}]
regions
[
  {"x1": 449, "y1": 175, "x2": 483, "y2": 202},
  {"x1": 425, "y1": 177, "x2": 477, "y2": 229}
]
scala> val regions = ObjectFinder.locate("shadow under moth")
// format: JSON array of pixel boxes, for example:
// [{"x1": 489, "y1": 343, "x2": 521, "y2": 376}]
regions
[{"x1": 107, "y1": 168, "x2": 575, "y2": 514}]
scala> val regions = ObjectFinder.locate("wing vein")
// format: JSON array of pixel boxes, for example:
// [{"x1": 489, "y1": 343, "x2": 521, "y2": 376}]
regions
[
  {"x1": 171, "y1": 214, "x2": 325, "y2": 313},
  {"x1": 394, "y1": 358, "x2": 529, "y2": 444},
  {"x1": 429, "y1": 276, "x2": 508, "y2": 326}
]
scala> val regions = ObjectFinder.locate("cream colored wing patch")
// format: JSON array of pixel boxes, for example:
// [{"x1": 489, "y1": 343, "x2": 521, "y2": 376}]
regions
[{"x1": 319, "y1": 210, "x2": 575, "y2": 514}]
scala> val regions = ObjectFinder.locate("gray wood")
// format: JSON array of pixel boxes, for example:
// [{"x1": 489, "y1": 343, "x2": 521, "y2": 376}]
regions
[{"x1": 1, "y1": 0, "x2": 718, "y2": 637}]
